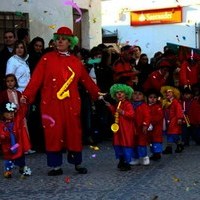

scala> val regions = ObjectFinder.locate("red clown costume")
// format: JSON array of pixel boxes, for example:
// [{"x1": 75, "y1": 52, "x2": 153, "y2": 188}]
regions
[
  {"x1": 146, "y1": 89, "x2": 163, "y2": 160},
  {"x1": 0, "y1": 103, "x2": 31, "y2": 160},
  {"x1": 161, "y1": 86, "x2": 184, "y2": 154},
  {"x1": 179, "y1": 53, "x2": 200, "y2": 88},
  {"x1": 143, "y1": 69, "x2": 169, "y2": 92},
  {"x1": 22, "y1": 27, "x2": 101, "y2": 175},
  {"x1": 0, "y1": 102, "x2": 31, "y2": 178},
  {"x1": 108, "y1": 83, "x2": 135, "y2": 171},
  {"x1": 131, "y1": 86, "x2": 151, "y2": 166}
]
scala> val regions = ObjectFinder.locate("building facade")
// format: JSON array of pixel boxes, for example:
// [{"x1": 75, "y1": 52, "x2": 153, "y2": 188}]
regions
[
  {"x1": 0, "y1": 0, "x2": 102, "y2": 49},
  {"x1": 101, "y1": 0, "x2": 200, "y2": 59}
]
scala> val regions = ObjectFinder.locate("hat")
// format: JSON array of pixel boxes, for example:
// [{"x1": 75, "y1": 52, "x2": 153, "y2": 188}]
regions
[
  {"x1": 110, "y1": 84, "x2": 134, "y2": 100},
  {"x1": 53, "y1": 26, "x2": 79, "y2": 50},
  {"x1": 0, "y1": 101, "x2": 17, "y2": 114},
  {"x1": 156, "y1": 58, "x2": 171, "y2": 69},
  {"x1": 55, "y1": 27, "x2": 73, "y2": 36},
  {"x1": 160, "y1": 86, "x2": 180, "y2": 99}
]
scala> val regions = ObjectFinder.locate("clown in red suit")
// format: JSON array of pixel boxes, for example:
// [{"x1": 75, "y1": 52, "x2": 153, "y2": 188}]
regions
[
  {"x1": 179, "y1": 54, "x2": 200, "y2": 88},
  {"x1": 161, "y1": 86, "x2": 184, "y2": 154},
  {"x1": 106, "y1": 84, "x2": 135, "y2": 171},
  {"x1": 131, "y1": 86, "x2": 151, "y2": 166},
  {"x1": 0, "y1": 102, "x2": 31, "y2": 178},
  {"x1": 112, "y1": 45, "x2": 138, "y2": 87},
  {"x1": 146, "y1": 89, "x2": 163, "y2": 161},
  {"x1": 143, "y1": 64, "x2": 169, "y2": 92},
  {"x1": 22, "y1": 27, "x2": 103, "y2": 176}
]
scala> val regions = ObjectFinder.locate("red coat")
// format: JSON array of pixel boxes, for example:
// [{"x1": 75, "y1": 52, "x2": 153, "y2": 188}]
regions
[
  {"x1": 143, "y1": 70, "x2": 167, "y2": 92},
  {"x1": 164, "y1": 99, "x2": 183, "y2": 134},
  {"x1": 0, "y1": 105, "x2": 31, "y2": 160},
  {"x1": 109, "y1": 100, "x2": 135, "y2": 147},
  {"x1": 188, "y1": 98, "x2": 200, "y2": 125},
  {"x1": 23, "y1": 51, "x2": 100, "y2": 152},
  {"x1": 179, "y1": 60, "x2": 200, "y2": 86},
  {"x1": 112, "y1": 59, "x2": 137, "y2": 86},
  {"x1": 148, "y1": 103, "x2": 163, "y2": 143},
  {"x1": 0, "y1": 89, "x2": 21, "y2": 105},
  {"x1": 133, "y1": 102, "x2": 151, "y2": 146}
]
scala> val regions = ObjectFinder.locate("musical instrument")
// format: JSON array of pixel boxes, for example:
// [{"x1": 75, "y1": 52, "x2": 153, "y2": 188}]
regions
[
  {"x1": 182, "y1": 101, "x2": 190, "y2": 127},
  {"x1": 111, "y1": 101, "x2": 121, "y2": 133},
  {"x1": 162, "y1": 99, "x2": 172, "y2": 108},
  {"x1": 57, "y1": 67, "x2": 75, "y2": 100},
  {"x1": 183, "y1": 114, "x2": 190, "y2": 127}
]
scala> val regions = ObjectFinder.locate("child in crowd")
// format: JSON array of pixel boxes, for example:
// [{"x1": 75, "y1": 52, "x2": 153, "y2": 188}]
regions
[
  {"x1": 180, "y1": 87, "x2": 193, "y2": 146},
  {"x1": 130, "y1": 86, "x2": 151, "y2": 166},
  {"x1": 0, "y1": 101, "x2": 31, "y2": 178},
  {"x1": 106, "y1": 84, "x2": 135, "y2": 171},
  {"x1": 161, "y1": 86, "x2": 184, "y2": 154},
  {"x1": 0, "y1": 74, "x2": 21, "y2": 106},
  {"x1": 0, "y1": 74, "x2": 35, "y2": 155},
  {"x1": 146, "y1": 89, "x2": 163, "y2": 161}
]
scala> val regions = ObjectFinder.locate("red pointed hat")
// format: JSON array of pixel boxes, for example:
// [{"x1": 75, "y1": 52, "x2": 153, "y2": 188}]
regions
[{"x1": 55, "y1": 27, "x2": 73, "y2": 36}]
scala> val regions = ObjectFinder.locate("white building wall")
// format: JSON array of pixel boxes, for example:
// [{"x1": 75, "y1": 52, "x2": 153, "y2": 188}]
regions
[
  {"x1": 0, "y1": 0, "x2": 102, "y2": 49},
  {"x1": 102, "y1": 0, "x2": 200, "y2": 59}
]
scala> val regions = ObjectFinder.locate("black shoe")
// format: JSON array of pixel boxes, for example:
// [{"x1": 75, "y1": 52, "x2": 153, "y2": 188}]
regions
[
  {"x1": 150, "y1": 153, "x2": 161, "y2": 161},
  {"x1": 48, "y1": 168, "x2": 63, "y2": 176},
  {"x1": 119, "y1": 163, "x2": 131, "y2": 171},
  {"x1": 175, "y1": 144, "x2": 184, "y2": 153},
  {"x1": 75, "y1": 165, "x2": 88, "y2": 174},
  {"x1": 162, "y1": 146, "x2": 172, "y2": 154},
  {"x1": 117, "y1": 158, "x2": 125, "y2": 169}
]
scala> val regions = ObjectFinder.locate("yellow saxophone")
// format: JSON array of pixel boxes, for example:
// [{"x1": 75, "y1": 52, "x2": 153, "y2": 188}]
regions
[
  {"x1": 57, "y1": 66, "x2": 75, "y2": 100},
  {"x1": 183, "y1": 114, "x2": 190, "y2": 127},
  {"x1": 111, "y1": 101, "x2": 122, "y2": 133}
]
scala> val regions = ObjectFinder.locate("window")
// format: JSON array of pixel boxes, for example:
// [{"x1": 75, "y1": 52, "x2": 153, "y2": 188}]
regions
[
  {"x1": 0, "y1": 12, "x2": 29, "y2": 50},
  {"x1": 73, "y1": 8, "x2": 82, "y2": 47}
]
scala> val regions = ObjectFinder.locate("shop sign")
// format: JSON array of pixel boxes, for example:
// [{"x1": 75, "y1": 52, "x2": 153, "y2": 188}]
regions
[{"x1": 130, "y1": 7, "x2": 182, "y2": 26}]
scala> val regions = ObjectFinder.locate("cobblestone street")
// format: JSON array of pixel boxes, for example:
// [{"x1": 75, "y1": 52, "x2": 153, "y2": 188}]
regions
[{"x1": 1, "y1": 141, "x2": 200, "y2": 200}]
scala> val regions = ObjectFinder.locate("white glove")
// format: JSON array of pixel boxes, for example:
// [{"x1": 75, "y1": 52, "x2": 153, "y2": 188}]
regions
[{"x1": 147, "y1": 124, "x2": 153, "y2": 131}]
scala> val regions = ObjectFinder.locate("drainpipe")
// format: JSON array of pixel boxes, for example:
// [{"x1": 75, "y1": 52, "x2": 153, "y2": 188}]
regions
[{"x1": 195, "y1": 22, "x2": 200, "y2": 48}]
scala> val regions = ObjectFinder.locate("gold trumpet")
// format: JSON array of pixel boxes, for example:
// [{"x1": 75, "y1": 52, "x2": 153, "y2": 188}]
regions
[
  {"x1": 183, "y1": 114, "x2": 190, "y2": 127},
  {"x1": 111, "y1": 101, "x2": 121, "y2": 133},
  {"x1": 57, "y1": 67, "x2": 75, "y2": 100}
]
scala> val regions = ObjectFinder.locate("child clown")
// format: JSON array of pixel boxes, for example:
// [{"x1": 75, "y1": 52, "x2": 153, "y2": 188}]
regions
[
  {"x1": 106, "y1": 84, "x2": 135, "y2": 171},
  {"x1": 161, "y1": 86, "x2": 184, "y2": 154},
  {"x1": 0, "y1": 102, "x2": 31, "y2": 178}
]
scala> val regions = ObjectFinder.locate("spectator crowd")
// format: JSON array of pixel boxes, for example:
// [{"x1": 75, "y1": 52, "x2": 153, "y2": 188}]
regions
[{"x1": 0, "y1": 27, "x2": 200, "y2": 177}]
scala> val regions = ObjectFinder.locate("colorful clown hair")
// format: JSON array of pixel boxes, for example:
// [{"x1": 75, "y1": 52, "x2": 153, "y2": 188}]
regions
[
  {"x1": 110, "y1": 84, "x2": 134, "y2": 100},
  {"x1": 160, "y1": 86, "x2": 181, "y2": 99},
  {"x1": 53, "y1": 34, "x2": 79, "y2": 50}
]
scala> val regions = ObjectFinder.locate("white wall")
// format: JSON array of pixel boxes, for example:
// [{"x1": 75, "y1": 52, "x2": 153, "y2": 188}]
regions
[
  {"x1": 102, "y1": 0, "x2": 200, "y2": 59},
  {"x1": 0, "y1": 0, "x2": 102, "y2": 49}
]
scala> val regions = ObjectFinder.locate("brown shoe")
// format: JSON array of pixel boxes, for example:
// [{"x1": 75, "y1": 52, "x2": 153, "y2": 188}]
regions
[{"x1": 4, "y1": 171, "x2": 12, "y2": 178}]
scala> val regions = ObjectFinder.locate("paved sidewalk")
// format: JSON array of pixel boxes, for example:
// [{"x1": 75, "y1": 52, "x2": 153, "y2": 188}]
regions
[{"x1": 0, "y1": 141, "x2": 200, "y2": 200}]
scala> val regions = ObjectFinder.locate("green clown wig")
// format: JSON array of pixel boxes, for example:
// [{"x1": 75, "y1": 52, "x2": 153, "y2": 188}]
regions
[{"x1": 110, "y1": 84, "x2": 134, "y2": 100}]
